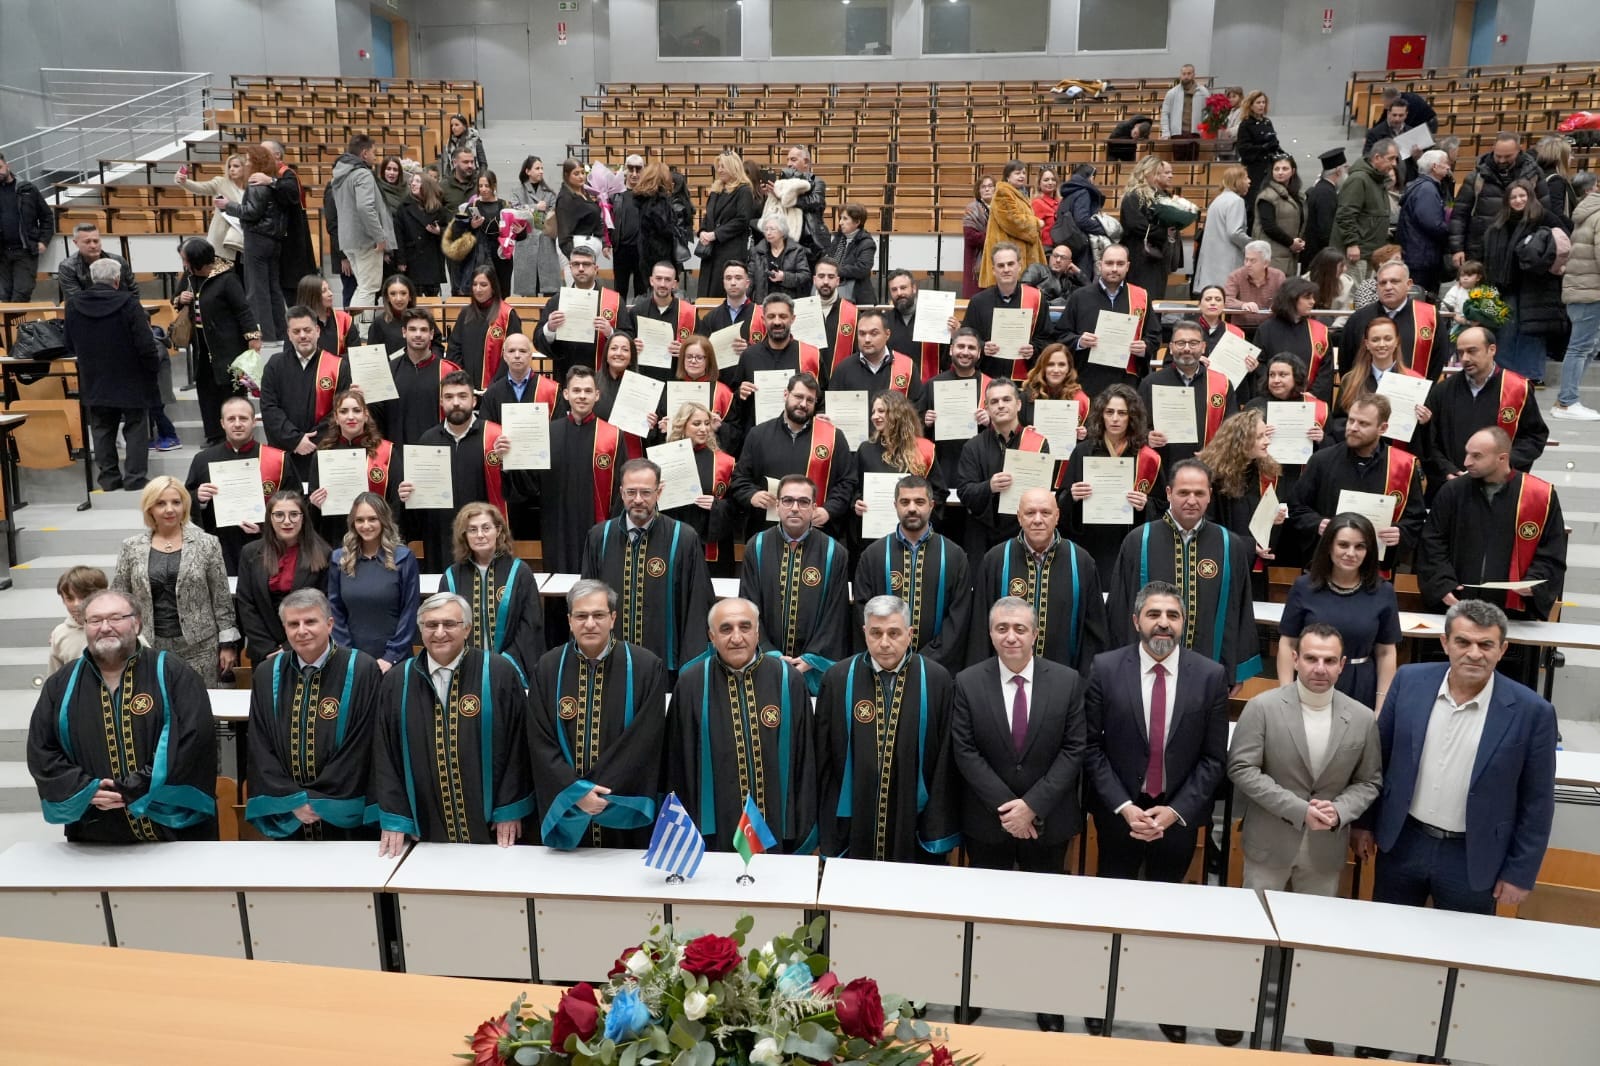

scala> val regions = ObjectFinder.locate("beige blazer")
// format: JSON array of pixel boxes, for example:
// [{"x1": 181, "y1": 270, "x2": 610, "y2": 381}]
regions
[
  {"x1": 113, "y1": 522, "x2": 240, "y2": 647},
  {"x1": 1226, "y1": 683, "x2": 1381, "y2": 870}
]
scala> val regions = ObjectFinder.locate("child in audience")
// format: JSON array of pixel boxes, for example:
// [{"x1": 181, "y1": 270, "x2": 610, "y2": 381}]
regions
[
  {"x1": 48, "y1": 566, "x2": 108, "y2": 674},
  {"x1": 1441, "y1": 260, "x2": 1485, "y2": 339}
]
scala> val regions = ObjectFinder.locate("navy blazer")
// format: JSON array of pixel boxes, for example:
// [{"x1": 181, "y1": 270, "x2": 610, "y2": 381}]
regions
[
  {"x1": 1084, "y1": 645, "x2": 1229, "y2": 827},
  {"x1": 1367, "y1": 662, "x2": 1556, "y2": 891}
]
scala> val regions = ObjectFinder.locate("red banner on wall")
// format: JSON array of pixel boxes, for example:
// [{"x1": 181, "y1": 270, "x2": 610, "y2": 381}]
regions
[{"x1": 1387, "y1": 36, "x2": 1427, "y2": 70}]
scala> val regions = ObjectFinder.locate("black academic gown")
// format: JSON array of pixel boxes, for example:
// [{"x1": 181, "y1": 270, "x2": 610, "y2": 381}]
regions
[
  {"x1": 728, "y1": 338, "x2": 827, "y2": 441},
  {"x1": 259, "y1": 348, "x2": 353, "y2": 483},
  {"x1": 446, "y1": 303, "x2": 523, "y2": 388},
  {"x1": 380, "y1": 352, "x2": 457, "y2": 448},
  {"x1": 1424, "y1": 369, "x2": 1549, "y2": 483},
  {"x1": 667, "y1": 651, "x2": 818, "y2": 853},
  {"x1": 406, "y1": 419, "x2": 496, "y2": 570},
  {"x1": 1249, "y1": 317, "x2": 1336, "y2": 401},
  {"x1": 815, "y1": 651, "x2": 960, "y2": 862},
  {"x1": 852, "y1": 530, "x2": 971, "y2": 675},
  {"x1": 245, "y1": 646, "x2": 382, "y2": 840},
  {"x1": 479, "y1": 373, "x2": 564, "y2": 425},
  {"x1": 1056, "y1": 283, "x2": 1161, "y2": 398},
  {"x1": 186, "y1": 438, "x2": 266, "y2": 575},
  {"x1": 1138, "y1": 364, "x2": 1239, "y2": 466},
  {"x1": 1105, "y1": 516, "x2": 1262, "y2": 684},
  {"x1": 537, "y1": 414, "x2": 624, "y2": 573},
  {"x1": 916, "y1": 368, "x2": 990, "y2": 484},
  {"x1": 1288, "y1": 441, "x2": 1425, "y2": 565},
  {"x1": 738, "y1": 528, "x2": 852, "y2": 692},
  {"x1": 527, "y1": 640, "x2": 667, "y2": 849},
  {"x1": 828, "y1": 353, "x2": 924, "y2": 409},
  {"x1": 533, "y1": 284, "x2": 612, "y2": 381},
  {"x1": 624, "y1": 295, "x2": 696, "y2": 383},
  {"x1": 1061, "y1": 437, "x2": 1169, "y2": 576},
  {"x1": 235, "y1": 541, "x2": 331, "y2": 664},
  {"x1": 307, "y1": 438, "x2": 402, "y2": 546},
  {"x1": 969, "y1": 534, "x2": 1109, "y2": 674},
  {"x1": 581, "y1": 515, "x2": 714, "y2": 677},
  {"x1": 1417, "y1": 472, "x2": 1566, "y2": 620},
  {"x1": 368, "y1": 649, "x2": 536, "y2": 843},
  {"x1": 888, "y1": 308, "x2": 948, "y2": 386},
  {"x1": 441, "y1": 554, "x2": 547, "y2": 679},
  {"x1": 954, "y1": 425, "x2": 1051, "y2": 561},
  {"x1": 728, "y1": 416, "x2": 858, "y2": 540},
  {"x1": 28, "y1": 650, "x2": 218, "y2": 842},
  {"x1": 662, "y1": 444, "x2": 739, "y2": 576},
  {"x1": 962, "y1": 284, "x2": 1048, "y2": 382}
]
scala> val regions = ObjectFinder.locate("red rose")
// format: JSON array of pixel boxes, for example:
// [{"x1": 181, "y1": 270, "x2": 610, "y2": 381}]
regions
[
  {"x1": 835, "y1": 977, "x2": 885, "y2": 1040},
  {"x1": 928, "y1": 1047, "x2": 955, "y2": 1066},
  {"x1": 551, "y1": 982, "x2": 600, "y2": 1051},
  {"x1": 469, "y1": 1017, "x2": 509, "y2": 1066},
  {"x1": 811, "y1": 971, "x2": 840, "y2": 997},
  {"x1": 680, "y1": 934, "x2": 743, "y2": 981},
  {"x1": 609, "y1": 944, "x2": 644, "y2": 978}
]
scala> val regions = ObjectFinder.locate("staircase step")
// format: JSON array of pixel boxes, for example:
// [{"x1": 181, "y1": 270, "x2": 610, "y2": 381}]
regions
[
  {"x1": 0, "y1": 811, "x2": 59, "y2": 847},
  {"x1": 9, "y1": 555, "x2": 119, "y2": 590},
  {"x1": 0, "y1": 761, "x2": 38, "y2": 815},
  {"x1": 0, "y1": 588, "x2": 86, "y2": 647}
]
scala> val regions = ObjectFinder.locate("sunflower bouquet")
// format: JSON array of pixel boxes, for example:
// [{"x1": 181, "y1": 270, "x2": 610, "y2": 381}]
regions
[
  {"x1": 461, "y1": 916, "x2": 977, "y2": 1066},
  {"x1": 1455, "y1": 285, "x2": 1512, "y2": 339}
]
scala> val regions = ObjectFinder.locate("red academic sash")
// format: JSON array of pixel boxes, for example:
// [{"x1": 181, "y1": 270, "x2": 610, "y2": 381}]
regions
[
  {"x1": 532, "y1": 375, "x2": 560, "y2": 410},
  {"x1": 480, "y1": 301, "x2": 512, "y2": 388},
  {"x1": 1135, "y1": 445, "x2": 1163, "y2": 494},
  {"x1": 1498, "y1": 370, "x2": 1530, "y2": 439},
  {"x1": 1018, "y1": 426, "x2": 1048, "y2": 452},
  {"x1": 1309, "y1": 396, "x2": 1329, "y2": 430},
  {"x1": 705, "y1": 448, "x2": 736, "y2": 563},
  {"x1": 258, "y1": 444, "x2": 287, "y2": 498},
  {"x1": 1507, "y1": 474, "x2": 1554, "y2": 611},
  {"x1": 748, "y1": 305, "x2": 767, "y2": 344},
  {"x1": 481, "y1": 421, "x2": 507, "y2": 518},
  {"x1": 913, "y1": 437, "x2": 936, "y2": 476},
  {"x1": 1224, "y1": 321, "x2": 1246, "y2": 340},
  {"x1": 591, "y1": 289, "x2": 623, "y2": 368},
  {"x1": 1202, "y1": 368, "x2": 1231, "y2": 444},
  {"x1": 590, "y1": 418, "x2": 623, "y2": 523},
  {"x1": 828, "y1": 301, "x2": 859, "y2": 371},
  {"x1": 1307, "y1": 318, "x2": 1330, "y2": 386},
  {"x1": 797, "y1": 343, "x2": 822, "y2": 380},
  {"x1": 916, "y1": 341, "x2": 943, "y2": 386},
  {"x1": 314, "y1": 351, "x2": 342, "y2": 424},
  {"x1": 1409, "y1": 302, "x2": 1438, "y2": 380},
  {"x1": 675, "y1": 299, "x2": 697, "y2": 343},
  {"x1": 1006, "y1": 285, "x2": 1043, "y2": 381},
  {"x1": 1124, "y1": 285, "x2": 1149, "y2": 374},
  {"x1": 712, "y1": 380, "x2": 734, "y2": 421},
  {"x1": 807, "y1": 417, "x2": 840, "y2": 499},
  {"x1": 332, "y1": 310, "x2": 352, "y2": 356},
  {"x1": 367, "y1": 440, "x2": 393, "y2": 496},
  {"x1": 889, "y1": 353, "x2": 914, "y2": 396}
]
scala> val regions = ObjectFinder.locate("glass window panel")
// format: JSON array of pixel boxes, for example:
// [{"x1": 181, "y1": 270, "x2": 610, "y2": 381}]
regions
[
  {"x1": 923, "y1": 0, "x2": 1049, "y2": 55},
  {"x1": 1078, "y1": 0, "x2": 1169, "y2": 51},
  {"x1": 659, "y1": 0, "x2": 743, "y2": 58},
  {"x1": 772, "y1": 0, "x2": 892, "y2": 57}
]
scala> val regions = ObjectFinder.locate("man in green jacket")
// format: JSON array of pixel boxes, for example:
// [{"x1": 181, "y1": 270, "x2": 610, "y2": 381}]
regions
[{"x1": 1331, "y1": 139, "x2": 1399, "y2": 259}]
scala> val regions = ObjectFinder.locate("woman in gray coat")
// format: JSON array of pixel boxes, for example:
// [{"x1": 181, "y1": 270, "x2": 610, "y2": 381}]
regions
[
  {"x1": 747, "y1": 215, "x2": 812, "y2": 302},
  {"x1": 113, "y1": 477, "x2": 239, "y2": 686},
  {"x1": 1193, "y1": 165, "x2": 1251, "y2": 293},
  {"x1": 511, "y1": 155, "x2": 563, "y2": 296}
]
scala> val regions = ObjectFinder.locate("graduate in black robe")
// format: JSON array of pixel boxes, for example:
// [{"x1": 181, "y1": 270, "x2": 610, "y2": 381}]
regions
[
  {"x1": 1137, "y1": 327, "x2": 1238, "y2": 466},
  {"x1": 915, "y1": 328, "x2": 991, "y2": 486},
  {"x1": 28, "y1": 594, "x2": 217, "y2": 842},
  {"x1": 624, "y1": 265, "x2": 699, "y2": 384},
  {"x1": 815, "y1": 600, "x2": 960, "y2": 863},
  {"x1": 185, "y1": 395, "x2": 270, "y2": 575},
  {"x1": 886, "y1": 272, "x2": 951, "y2": 390},
  {"x1": 244, "y1": 591, "x2": 381, "y2": 840},
  {"x1": 383, "y1": 319, "x2": 461, "y2": 447},
  {"x1": 954, "y1": 380, "x2": 1050, "y2": 560},
  {"x1": 440, "y1": 502, "x2": 546, "y2": 679},
  {"x1": 533, "y1": 248, "x2": 619, "y2": 379},
  {"x1": 1288, "y1": 404, "x2": 1425, "y2": 568},
  {"x1": 528, "y1": 580, "x2": 668, "y2": 850},
  {"x1": 667, "y1": 598, "x2": 818, "y2": 853},
  {"x1": 960, "y1": 248, "x2": 1049, "y2": 383},
  {"x1": 1105, "y1": 465, "x2": 1263, "y2": 685},
  {"x1": 580, "y1": 461, "x2": 714, "y2": 679},
  {"x1": 399, "y1": 373, "x2": 504, "y2": 571},
  {"x1": 970, "y1": 493, "x2": 1109, "y2": 675},
  {"x1": 851, "y1": 475, "x2": 971, "y2": 674},
  {"x1": 535, "y1": 367, "x2": 625, "y2": 573},
  {"x1": 260, "y1": 309, "x2": 354, "y2": 483},
  {"x1": 370, "y1": 596, "x2": 535, "y2": 851},
  {"x1": 1052, "y1": 253, "x2": 1161, "y2": 399},
  {"x1": 728, "y1": 374, "x2": 858, "y2": 541},
  {"x1": 738, "y1": 492, "x2": 852, "y2": 695},
  {"x1": 1424, "y1": 331, "x2": 1548, "y2": 484}
]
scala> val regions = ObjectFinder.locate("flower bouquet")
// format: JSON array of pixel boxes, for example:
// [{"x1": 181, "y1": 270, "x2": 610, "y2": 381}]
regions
[
  {"x1": 228, "y1": 347, "x2": 267, "y2": 398},
  {"x1": 461, "y1": 916, "x2": 976, "y2": 1066},
  {"x1": 1200, "y1": 92, "x2": 1233, "y2": 137},
  {"x1": 1461, "y1": 285, "x2": 1512, "y2": 329},
  {"x1": 1151, "y1": 192, "x2": 1201, "y2": 230}
]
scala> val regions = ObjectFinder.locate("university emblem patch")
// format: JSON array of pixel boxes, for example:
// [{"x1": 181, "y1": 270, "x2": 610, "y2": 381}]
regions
[
  {"x1": 318, "y1": 697, "x2": 340, "y2": 720},
  {"x1": 318, "y1": 376, "x2": 335, "y2": 391},
  {"x1": 646, "y1": 557, "x2": 667, "y2": 578},
  {"x1": 129, "y1": 693, "x2": 154, "y2": 716},
  {"x1": 1209, "y1": 394, "x2": 1224, "y2": 408},
  {"x1": 814, "y1": 444, "x2": 830, "y2": 460},
  {"x1": 368, "y1": 467, "x2": 384, "y2": 483},
  {"x1": 889, "y1": 571, "x2": 903, "y2": 591},
  {"x1": 759, "y1": 704, "x2": 782, "y2": 728},
  {"x1": 853, "y1": 699, "x2": 877, "y2": 724},
  {"x1": 1519, "y1": 521, "x2": 1540, "y2": 540},
  {"x1": 1008, "y1": 578, "x2": 1028, "y2": 597},
  {"x1": 459, "y1": 694, "x2": 481, "y2": 718},
  {"x1": 596, "y1": 453, "x2": 612, "y2": 470},
  {"x1": 1500, "y1": 406, "x2": 1517, "y2": 424},
  {"x1": 558, "y1": 696, "x2": 579, "y2": 720},
  {"x1": 1198, "y1": 558, "x2": 1219, "y2": 580},
  {"x1": 802, "y1": 566, "x2": 822, "y2": 587},
  {"x1": 262, "y1": 480, "x2": 278, "y2": 494}
]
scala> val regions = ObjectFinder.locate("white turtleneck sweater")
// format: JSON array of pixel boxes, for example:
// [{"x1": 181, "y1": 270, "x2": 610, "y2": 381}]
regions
[{"x1": 1298, "y1": 679, "x2": 1335, "y2": 777}]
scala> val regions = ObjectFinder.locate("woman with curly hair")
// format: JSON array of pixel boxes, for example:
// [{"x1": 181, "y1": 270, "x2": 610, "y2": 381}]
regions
[
  {"x1": 308, "y1": 389, "x2": 399, "y2": 544},
  {"x1": 1063, "y1": 384, "x2": 1166, "y2": 574},
  {"x1": 1196, "y1": 409, "x2": 1284, "y2": 581},
  {"x1": 1120, "y1": 155, "x2": 1180, "y2": 298},
  {"x1": 665, "y1": 400, "x2": 738, "y2": 575},
  {"x1": 1020, "y1": 342, "x2": 1090, "y2": 436},
  {"x1": 854, "y1": 391, "x2": 943, "y2": 554}
]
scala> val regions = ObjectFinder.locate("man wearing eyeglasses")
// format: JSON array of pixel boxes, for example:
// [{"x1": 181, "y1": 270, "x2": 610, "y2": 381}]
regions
[
  {"x1": 610, "y1": 154, "x2": 646, "y2": 302},
  {"x1": 371, "y1": 591, "x2": 535, "y2": 855},
  {"x1": 398, "y1": 370, "x2": 511, "y2": 569},
  {"x1": 27, "y1": 589, "x2": 219, "y2": 842},
  {"x1": 580, "y1": 458, "x2": 713, "y2": 682}
]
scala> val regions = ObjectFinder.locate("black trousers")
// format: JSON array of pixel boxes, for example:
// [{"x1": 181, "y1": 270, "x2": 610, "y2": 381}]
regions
[
  {"x1": 965, "y1": 835, "x2": 1070, "y2": 875},
  {"x1": 0, "y1": 245, "x2": 38, "y2": 301},
  {"x1": 90, "y1": 404, "x2": 150, "y2": 485},
  {"x1": 242, "y1": 234, "x2": 286, "y2": 342},
  {"x1": 1093, "y1": 798, "x2": 1198, "y2": 883},
  {"x1": 611, "y1": 245, "x2": 642, "y2": 302}
]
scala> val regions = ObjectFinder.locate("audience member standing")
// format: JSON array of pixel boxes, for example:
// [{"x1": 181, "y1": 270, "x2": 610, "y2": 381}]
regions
[
  {"x1": 174, "y1": 154, "x2": 246, "y2": 265},
  {"x1": 65, "y1": 257, "x2": 161, "y2": 491},
  {"x1": 1482, "y1": 179, "x2": 1563, "y2": 384},
  {"x1": 980, "y1": 163, "x2": 1046, "y2": 286},
  {"x1": 1448, "y1": 133, "x2": 1549, "y2": 266},
  {"x1": 395, "y1": 170, "x2": 449, "y2": 297},
  {"x1": 1252, "y1": 154, "x2": 1305, "y2": 276},
  {"x1": 328, "y1": 134, "x2": 394, "y2": 315},
  {"x1": 223, "y1": 145, "x2": 289, "y2": 343},
  {"x1": 510, "y1": 156, "x2": 562, "y2": 296},
  {"x1": 962, "y1": 175, "x2": 995, "y2": 298},
  {"x1": 1332, "y1": 140, "x2": 1398, "y2": 262},
  {"x1": 1552, "y1": 175, "x2": 1600, "y2": 420},
  {"x1": 1397, "y1": 149, "x2": 1453, "y2": 293},
  {"x1": 1194, "y1": 166, "x2": 1250, "y2": 293},
  {"x1": 556, "y1": 158, "x2": 604, "y2": 259},
  {"x1": 1235, "y1": 91, "x2": 1282, "y2": 225},
  {"x1": 0, "y1": 152, "x2": 51, "y2": 301},
  {"x1": 1120, "y1": 158, "x2": 1180, "y2": 300},
  {"x1": 175, "y1": 238, "x2": 257, "y2": 446},
  {"x1": 697, "y1": 151, "x2": 756, "y2": 299}
]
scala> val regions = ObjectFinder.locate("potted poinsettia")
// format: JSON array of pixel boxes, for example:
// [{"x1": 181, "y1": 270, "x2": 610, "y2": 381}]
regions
[{"x1": 1200, "y1": 92, "x2": 1233, "y2": 138}]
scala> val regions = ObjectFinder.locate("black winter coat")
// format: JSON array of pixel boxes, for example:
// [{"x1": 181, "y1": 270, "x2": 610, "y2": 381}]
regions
[
  {"x1": 178, "y1": 263, "x2": 260, "y2": 385},
  {"x1": 747, "y1": 239, "x2": 812, "y2": 301},
  {"x1": 0, "y1": 176, "x2": 52, "y2": 249},
  {"x1": 635, "y1": 190, "x2": 681, "y2": 270},
  {"x1": 1236, "y1": 116, "x2": 1281, "y2": 180},
  {"x1": 394, "y1": 197, "x2": 450, "y2": 287},
  {"x1": 826, "y1": 229, "x2": 877, "y2": 304},
  {"x1": 235, "y1": 181, "x2": 287, "y2": 240},
  {"x1": 63, "y1": 284, "x2": 161, "y2": 409},
  {"x1": 1483, "y1": 217, "x2": 1565, "y2": 337},
  {"x1": 1448, "y1": 151, "x2": 1549, "y2": 261}
]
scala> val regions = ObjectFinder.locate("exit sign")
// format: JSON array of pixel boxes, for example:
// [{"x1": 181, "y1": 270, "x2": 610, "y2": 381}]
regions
[{"x1": 559, "y1": 1, "x2": 579, "y2": 9}]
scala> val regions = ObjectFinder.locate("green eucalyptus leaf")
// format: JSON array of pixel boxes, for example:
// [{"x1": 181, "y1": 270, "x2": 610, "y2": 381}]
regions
[
  {"x1": 620, "y1": 1040, "x2": 641, "y2": 1066},
  {"x1": 513, "y1": 1047, "x2": 541, "y2": 1066},
  {"x1": 647, "y1": 1027, "x2": 673, "y2": 1054},
  {"x1": 783, "y1": 1021, "x2": 839, "y2": 1059}
]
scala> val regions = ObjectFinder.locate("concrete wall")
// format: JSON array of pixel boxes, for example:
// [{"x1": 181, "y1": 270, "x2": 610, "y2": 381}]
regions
[
  {"x1": 1522, "y1": 0, "x2": 1599, "y2": 64},
  {"x1": 174, "y1": 0, "x2": 342, "y2": 78}
]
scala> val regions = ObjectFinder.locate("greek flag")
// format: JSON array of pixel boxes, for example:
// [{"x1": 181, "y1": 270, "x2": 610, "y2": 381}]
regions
[{"x1": 642, "y1": 791, "x2": 704, "y2": 879}]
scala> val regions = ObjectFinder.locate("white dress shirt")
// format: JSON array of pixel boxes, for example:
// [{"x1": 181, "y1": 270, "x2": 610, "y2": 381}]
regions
[
  {"x1": 1116, "y1": 645, "x2": 1184, "y2": 818},
  {"x1": 1409, "y1": 672, "x2": 1494, "y2": 832},
  {"x1": 998, "y1": 657, "x2": 1035, "y2": 737},
  {"x1": 426, "y1": 649, "x2": 466, "y2": 705}
]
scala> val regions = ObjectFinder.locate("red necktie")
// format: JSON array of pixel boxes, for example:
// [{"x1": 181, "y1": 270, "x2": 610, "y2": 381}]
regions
[
  {"x1": 1146, "y1": 663, "x2": 1167, "y2": 796},
  {"x1": 1011, "y1": 675, "x2": 1029, "y2": 756}
]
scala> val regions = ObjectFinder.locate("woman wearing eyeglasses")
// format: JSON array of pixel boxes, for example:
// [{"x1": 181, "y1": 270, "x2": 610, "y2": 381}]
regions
[{"x1": 235, "y1": 489, "x2": 332, "y2": 664}]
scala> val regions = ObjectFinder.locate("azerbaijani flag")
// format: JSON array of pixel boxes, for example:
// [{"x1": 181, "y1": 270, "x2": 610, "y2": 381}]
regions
[{"x1": 731, "y1": 794, "x2": 777, "y2": 865}]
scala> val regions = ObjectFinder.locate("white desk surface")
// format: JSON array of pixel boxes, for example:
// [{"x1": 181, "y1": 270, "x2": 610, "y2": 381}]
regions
[
  {"x1": 535, "y1": 573, "x2": 740, "y2": 601},
  {"x1": 818, "y1": 858, "x2": 1276, "y2": 944},
  {"x1": 0, "y1": 841, "x2": 404, "y2": 892},
  {"x1": 209, "y1": 687, "x2": 249, "y2": 723},
  {"x1": 1264, "y1": 890, "x2": 1600, "y2": 986},
  {"x1": 1556, "y1": 750, "x2": 1600, "y2": 788},
  {"x1": 387, "y1": 844, "x2": 819, "y2": 908}
]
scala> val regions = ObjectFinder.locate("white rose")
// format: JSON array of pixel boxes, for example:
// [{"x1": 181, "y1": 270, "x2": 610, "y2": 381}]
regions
[
  {"x1": 683, "y1": 990, "x2": 710, "y2": 1021},
  {"x1": 759, "y1": 940, "x2": 777, "y2": 960},
  {"x1": 625, "y1": 950, "x2": 653, "y2": 977},
  {"x1": 750, "y1": 1036, "x2": 783, "y2": 1065}
]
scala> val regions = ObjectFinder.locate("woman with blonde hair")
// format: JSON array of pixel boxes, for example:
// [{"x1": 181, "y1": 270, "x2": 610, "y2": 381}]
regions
[
  {"x1": 113, "y1": 476, "x2": 238, "y2": 684},
  {"x1": 221, "y1": 143, "x2": 289, "y2": 342},
  {"x1": 174, "y1": 153, "x2": 246, "y2": 262},
  {"x1": 440, "y1": 502, "x2": 545, "y2": 677},
  {"x1": 854, "y1": 392, "x2": 943, "y2": 550},
  {"x1": 1020, "y1": 343, "x2": 1090, "y2": 431},
  {"x1": 1194, "y1": 165, "x2": 1251, "y2": 291},
  {"x1": 665, "y1": 399, "x2": 738, "y2": 574},
  {"x1": 1120, "y1": 155, "x2": 1180, "y2": 297},
  {"x1": 979, "y1": 161, "x2": 1047, "y2": 287},
  {"x1": 327, "y1": 493, "x2": 418, "y2": 672},
  {"x1": 1196, "y1": 409, "x2": 1285, "y2": 576},
  {"x1": 1236, "y1": 90, "x2": 1282, "y2": 224},
  {"x1": 1535, "y1": 134, "x2": 1576, "y2": 229},
  {"x1": 696, "y1": 150, "x2": 756, "y2": 298}
]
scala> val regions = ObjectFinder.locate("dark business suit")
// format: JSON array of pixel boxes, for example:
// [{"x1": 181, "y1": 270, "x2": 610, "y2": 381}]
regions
[
  {"x1": 1085, "y1": 645, "x2": 1229, "y2": 882},
  {"x1": 951, "y1": 656, "x2": 1086, "y2": 873},
  {"x1": 1363, "y1": 662, "x2": 1556, "y2": 912}
]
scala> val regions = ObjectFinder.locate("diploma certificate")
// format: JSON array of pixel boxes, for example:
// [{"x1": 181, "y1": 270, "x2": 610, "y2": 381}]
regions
[
  {"x1": 997, "y1": 449, "x2": 1055, "y2": 515},
  {"x1": 860, "y1": 472, "x2": 902, "y2": 540},
  {"x1": 648, "y1": 438, "x2": 702, "y2": 511},
  {"x1": 931, "y1": 378, "x2": 979, "y2": 441},
  {"x1": 1266, "y1": 401, "x2": 1317, "y2": 465},
  {"x1": 316, "y1": 448, "x2": 369, "y2": 516},
  {"x1": 500, "y1": 402, "x2": 552, "y2": 470},
  {"x1": 912, "y1": 290, "x2": 956, "y2": 344},
  {"x1": 1150, "y1": 384, "x2": 1199, "y2": 444},
  {"x1": 209, "y1": 459, "x2": 265, "y2": 528},
  {"x1": 402, "y1": 445, "x2": 455, "y2": 509},
  {"x1": 635, "y1": 317, "x2": 676, "y2": 370},
  {"x1": 825, "y1": 389, "x2": 870, "y2": 448},
  {"x1": 1081, "y1": 456, "x2": 1135, "y2": 525},
  {"x1": 1030, "y1": 399, "x2": 1080, "y2": 452},
  {"x1": 554, "y1": 287, "x2": 600, "y2": 344},
  {"x1": 606, "y1": 371, "x2": 665, "y2": 438},
  {"x1": 345, "y1": 343, "x2": 398, "y2": 402},
  {"x1": 1087, "y1": 310, "x2": 1138, "y2": 369}
]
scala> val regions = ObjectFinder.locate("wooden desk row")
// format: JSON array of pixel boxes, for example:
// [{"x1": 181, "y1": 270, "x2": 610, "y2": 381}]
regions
[{"x1": 1, "y1": 841, "x2": 1595, "y2": 1063}]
